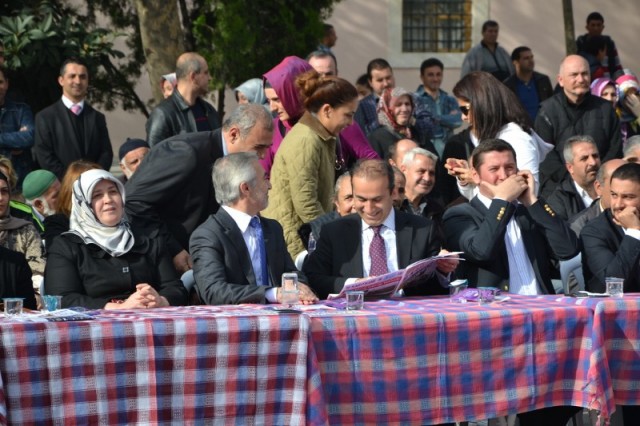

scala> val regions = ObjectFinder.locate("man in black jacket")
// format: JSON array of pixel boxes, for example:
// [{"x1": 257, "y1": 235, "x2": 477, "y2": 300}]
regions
[
  {"x1": 126, "y1": 104, "x2": 273, "y2": 275},
  {"x1": 547, "y1": 135, "x2": 601, "y2": 221},
  {"x1": 534, "y1": 54, "x2": 621, "y2": 198},
  {"x1": 503, "y1": 46, "x2": 553, "y2": 121},
  {"x1": 146, "y1": 52, "x2": 221, "y2": 146}
]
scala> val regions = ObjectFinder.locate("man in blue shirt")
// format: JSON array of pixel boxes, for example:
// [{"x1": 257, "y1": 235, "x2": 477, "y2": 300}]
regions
[
  {"x1": 503, "y1": 47, "x2": 553, "y2": 122},
  {"x1": 415, "y1": 58, "x2": 462, "y2": 158}
]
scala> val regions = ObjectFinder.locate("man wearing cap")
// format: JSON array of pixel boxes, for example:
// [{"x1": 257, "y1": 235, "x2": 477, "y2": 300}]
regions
[
  {"x1": 118, "y1": 138, "x2": 150, "y2": 182},
  {"x1": 146, "y1": 52, "x2": 221, "y2": 146},
  {"x1": 22, "y1": 170, "x2": 60, "y2": 224}
]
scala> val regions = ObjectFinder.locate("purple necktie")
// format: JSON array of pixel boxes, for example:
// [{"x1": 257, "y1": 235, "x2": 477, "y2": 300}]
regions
[
  {"x1": 249, "y1": 216, "x2": 269, "y2": 286},
  {"x1": 70, "y1": 104, "x2": 82, "y2": 116},
  {"x1": 369, "y1": 225, "x2": 388, "y2": 276}
]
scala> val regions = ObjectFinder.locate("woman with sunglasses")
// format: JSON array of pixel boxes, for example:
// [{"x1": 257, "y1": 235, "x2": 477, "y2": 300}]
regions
[
  {"x1": 446, "y1": 71, "x2": 552, "y2": 198},
  {"x1": 44, "y1": 169, "x2": 188, "y2": 309}
]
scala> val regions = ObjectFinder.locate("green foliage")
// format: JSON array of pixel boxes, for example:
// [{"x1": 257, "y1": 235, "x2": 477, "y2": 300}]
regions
[
  {"x1": 193, "y1": 0, "x2": 341, "y2": 89},
  {"x1": 0, "y1": 1, "x2": 147, "y2": 115}
]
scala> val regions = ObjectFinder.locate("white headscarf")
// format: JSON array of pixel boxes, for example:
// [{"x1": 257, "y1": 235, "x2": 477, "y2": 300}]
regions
[{"x1": 66, "y1": 169, "x2": 134, "y2": 257}]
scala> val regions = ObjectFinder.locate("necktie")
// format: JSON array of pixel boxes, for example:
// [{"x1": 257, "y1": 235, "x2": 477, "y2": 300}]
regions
[
  {"x1": 249, "y1": 216, "x2": 270, "y2": 286},
  {"x1": 369, "y1": 225, "x2": 389, "y2": 276},
  {"x1": 70, "y1": 104, "x2": 82, "y2": 116}
]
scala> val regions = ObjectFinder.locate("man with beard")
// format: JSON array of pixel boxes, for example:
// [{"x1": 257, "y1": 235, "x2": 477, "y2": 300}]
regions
[
  {"x1": 547, "y1": 135, "x2": 601, "y2": 220},
  {"x1": 189, "y1": 152, "x2": 317, "y2": 305},
  {"x1": 21, "y1": 170, "x2": 61, "y2": 233}
]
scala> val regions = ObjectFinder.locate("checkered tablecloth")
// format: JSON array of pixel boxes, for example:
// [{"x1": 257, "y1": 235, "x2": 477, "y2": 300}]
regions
[
  {"x1": 554, "y1": 294, "x2": 640, "y2": 410},
  {"x1": 0, "y1": 306, "x2": 311, "y2": 425},
  {"x1": 304, "y1": 294, "x2": 607, "y2": 425}
]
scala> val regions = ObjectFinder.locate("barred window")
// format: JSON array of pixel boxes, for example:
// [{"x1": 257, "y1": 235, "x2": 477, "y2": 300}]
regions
[{"x1": 402, "y1": 0, "x2": 472, "y2": 53}]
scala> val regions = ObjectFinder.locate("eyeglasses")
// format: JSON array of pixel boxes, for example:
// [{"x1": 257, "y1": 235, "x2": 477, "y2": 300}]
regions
[{"x1": 459, "y1": 104, "x2": 471, "y2": 115}]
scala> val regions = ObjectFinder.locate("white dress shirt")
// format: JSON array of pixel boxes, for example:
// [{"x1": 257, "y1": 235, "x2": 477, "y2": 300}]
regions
[
  {"x1": 61, "y1": 96, "x2": 85, "y2": 111},
  {"x1": 572, "y1": 179, "x2": 595, "y2": 208},
  {"x1": 477, "y1": 193, "x2": 541, "y2": 295},
  {"x1": 361, "y1": 208, "x2": 399, "y2": 277}
]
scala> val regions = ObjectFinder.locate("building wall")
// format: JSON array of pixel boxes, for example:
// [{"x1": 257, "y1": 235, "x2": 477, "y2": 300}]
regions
[{"x1": 104, "y1": 0, "x2": 638, "y2": 157}]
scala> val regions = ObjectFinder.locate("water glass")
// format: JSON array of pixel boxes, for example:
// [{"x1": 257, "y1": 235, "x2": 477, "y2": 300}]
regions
[
  {"x1": 42, "y1": 295, "x2": 62, "y2": 312},
  {"x1": 3, "y1": 298, "x2": 23, "y2": 316},
  {"x1": 346, "y1": 291, "x2": 365, "y2": 310},
  {"x1": 606, "y1": 277, "x2": 624, "y2": 298},
  {"x1": 281, "y1": 272, "x2": 299, "y2": 307}
]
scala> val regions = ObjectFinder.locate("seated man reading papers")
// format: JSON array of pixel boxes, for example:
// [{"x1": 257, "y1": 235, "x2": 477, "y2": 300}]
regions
[{"x1": 303, "y1": 159, "x2": 457, "y2": 300}]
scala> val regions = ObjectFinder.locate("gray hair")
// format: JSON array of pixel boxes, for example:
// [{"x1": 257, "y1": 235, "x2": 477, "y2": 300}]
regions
[
  {"x1": 401, "y1": 147, "x2": 438, "y2": 167},
  {"x1": 222, "y1": 103, "x2": 274, "y2": 139},
  {"x1": 212, "y1": 152, "x2": 259, "y2": 205},
  {"x1": 623, "y1": 135, "x2": 640, "y2": 158},
  {"x1": 563, "y1": 135, "x2": 596, "y2": 163},
  {"x1": 333, "y1": 172, "x2": 350, "y2": 201}
]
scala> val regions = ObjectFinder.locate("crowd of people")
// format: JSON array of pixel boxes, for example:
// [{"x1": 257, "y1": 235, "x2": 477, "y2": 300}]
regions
[{"x1": 0, "y1": 12, "x2": 639, "y2": 425}]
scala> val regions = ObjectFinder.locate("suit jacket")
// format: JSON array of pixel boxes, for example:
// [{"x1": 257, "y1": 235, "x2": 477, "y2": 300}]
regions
[
  {"x1": 443, "y1": 197, "x2": 578, "y2": 293},
  {"x1": 190, "y1": 209, "x2": 304, "y2": 305},
  {"x1": 34, "y1": 99, "x2": 113, "y2": 178},
  {"x1": 302, "y1": 211, "x2": 447, "y2": 300},
  {"x1": 547, "y1": 176, "x2": 588, "y2": 221},
  {"x1": 581, "y1": 209, "x2": 640, "y2": 293},
  {"x1": 569, "y1": 199, "x2": 602, "y2": 236},
  {"x1": 503, "y1": 71, "x2": 554, "y2": 105},
  {"x1": 125, "y1": 130, "x2": 224, "y2": 257}
]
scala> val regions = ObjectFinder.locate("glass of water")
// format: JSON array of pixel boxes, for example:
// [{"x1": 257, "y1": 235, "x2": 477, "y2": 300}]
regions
[{"x1": 280, "y1": 272, "x2": 299, "y2": 307}]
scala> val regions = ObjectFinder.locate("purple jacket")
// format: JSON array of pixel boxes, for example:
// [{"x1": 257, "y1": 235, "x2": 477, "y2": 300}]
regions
[{"x1": 261, "y1": 56, "x2": 378, "y2": 176}]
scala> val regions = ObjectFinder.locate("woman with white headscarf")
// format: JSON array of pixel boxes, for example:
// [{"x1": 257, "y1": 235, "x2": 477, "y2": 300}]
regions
[{"x1": 44, "y1": 169, "x2": 188, "y2": 309}]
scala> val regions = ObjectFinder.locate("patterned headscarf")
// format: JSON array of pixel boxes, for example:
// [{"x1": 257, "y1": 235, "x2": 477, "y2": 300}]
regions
[{"x1": 377, "y1": 87, "x2": 415, "y2": 138}]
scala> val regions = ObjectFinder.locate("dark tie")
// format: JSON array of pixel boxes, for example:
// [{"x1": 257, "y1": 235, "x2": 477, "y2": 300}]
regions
[
  {"x1": 249, "y1": 217, "x2": 269, "y2": 286},
  {"x1": 369, "y1": 225, "x2": 389, "y2": 276}
]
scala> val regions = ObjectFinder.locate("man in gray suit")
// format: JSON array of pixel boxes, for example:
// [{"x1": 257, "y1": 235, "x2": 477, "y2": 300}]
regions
[{"x1": 190, "y1": 152, "x2": 318, "y2": 305}]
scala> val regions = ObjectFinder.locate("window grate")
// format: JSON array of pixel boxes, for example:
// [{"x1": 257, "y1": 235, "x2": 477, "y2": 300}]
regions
[{"x1": 402, "y1": 0, "x2": 472, "y2": 53}]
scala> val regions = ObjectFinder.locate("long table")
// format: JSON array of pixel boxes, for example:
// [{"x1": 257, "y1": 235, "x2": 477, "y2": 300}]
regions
[{"x1": 0, "y1": 295, "x2": 636, "y2": 425}]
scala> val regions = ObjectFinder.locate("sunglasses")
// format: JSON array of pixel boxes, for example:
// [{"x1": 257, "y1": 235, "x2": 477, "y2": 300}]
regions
[{"x1": 459, "y1": 104, "x2": 471, "y2": 115}]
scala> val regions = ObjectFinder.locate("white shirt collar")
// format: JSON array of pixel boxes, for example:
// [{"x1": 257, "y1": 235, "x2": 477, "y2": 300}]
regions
[
  {"x1": 221, "y1": 132, "x2": 229, "y2": 156},
  {"x1": 360, "y1": 207, "x2": 396, "y2": 232},
  {"x1": 221, "y1": 205, "x2": 254, "y2": 233},
  {"x1": 572, "y1": 179, "x2": 594, "y2": 207},
  {"x1": 476, "y1": 192, "x2": 493, "y2": 209},
  {"x1": 61, "y1": 96, "x2": 85, "y2": 110}
]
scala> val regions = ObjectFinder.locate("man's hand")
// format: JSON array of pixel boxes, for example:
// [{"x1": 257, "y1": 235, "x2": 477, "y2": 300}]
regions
[
  {"x1": 435, "y1": 249, "x2": 459, "y2": 274},
  {"x1": 516, "y1": 170, "x2": 537, "y2": 207},
  {"x1": 445, "y1": 158, "x2": 474, "y2": 186},
  {"x1": 614, "y1": 206, "x2": 640, "y2": 230},
  {"x1": 277, "y1": 283, "x2": 319, "y2": 305},
  {"x1": 488, "y1": 174, "x2": 528, "y2": 202},
  {"x1": 172, "y1": 250, "x2": 192, "y2": 274}
]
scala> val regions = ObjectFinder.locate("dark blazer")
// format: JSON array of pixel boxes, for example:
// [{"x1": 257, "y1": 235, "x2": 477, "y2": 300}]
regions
[
  {"x1": 34, "y1": 99, "x2": 113, "y2": 178},
  {"x1": 45, "y1": 230, "x2": 188, "y2": 309},
  {"x1": 0, "y1": 246, "x2": 37, "y2": 310},
  {"x1": 125, "y1": 130, "x2": 224, "y2": 257},
  {"x1": 443, "y1": 197, "x2": 578, "y2": 293},
  {"x1": 190, "y1": 208, "x2": 304, "y2": 305},
  {"x1": 569, "y1": 199, "x2": 602, "y2": 236},
  {"x1": 581, "y1": 209, "x2": 640, "y2": 293},
  {"x1": 146, "y1": 90, "x2": 221, "y2": 146},
  {"x1": 439, "y1": 129, "x2": 474, "y2": 207},
  {"x1": 547, "y1": 176, "x2": 588, "y2": 221},
  {"x1": 303, "y1": 211, "x2": 447, "y2": 300}
]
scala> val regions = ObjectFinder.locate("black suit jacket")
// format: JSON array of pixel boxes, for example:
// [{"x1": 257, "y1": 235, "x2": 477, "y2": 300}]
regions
[
  {"x1": 302, "y1": 211, "x2": 447, "y2": 300},
  {"x1": 443, "y1": 197, "x2": 578, "y2": 293},
  {"x1": 190, "y1": 208, "x2": 304, "y2": 305},
  {"x1": 125, "y1": 130, "x2": 224, "y2": 257},
  {"x1": 547, "y1": 176, "x2": 588, "y2": 221},
  {"x1": 581, "y1": 209, "x2": 640, "y2": 293},
  {"x1": 34, "y1": 99, "x2": 113, "y2": 178}
]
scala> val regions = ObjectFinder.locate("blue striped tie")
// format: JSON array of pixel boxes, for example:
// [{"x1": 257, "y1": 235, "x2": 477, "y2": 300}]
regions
[{"x1": 249, "y1": 216, "x2": 270, "y2": 286}]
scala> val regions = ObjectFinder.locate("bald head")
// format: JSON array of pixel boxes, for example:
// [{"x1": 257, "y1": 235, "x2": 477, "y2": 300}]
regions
[
  {"x1": 175, "y1": 52, "x2": 210, "y2": 100},
  {"x1": 597, "y1": 158, "x2": 627, "y2": 209},
  {"x1": 389, "y1": 139, "x2": 419, "y2": 167},
  {"x1": 558, "y1": 55, "x2": 590, "y2": 104}
]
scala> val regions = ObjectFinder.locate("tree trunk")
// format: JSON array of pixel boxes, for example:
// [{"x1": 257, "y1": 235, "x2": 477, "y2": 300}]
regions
[
  {"x1": 134, "y1": 0, "x2": 185, "y2": 103},
  {"x1": 562, "y1": 0, "x2": 577, "y2": 55}
]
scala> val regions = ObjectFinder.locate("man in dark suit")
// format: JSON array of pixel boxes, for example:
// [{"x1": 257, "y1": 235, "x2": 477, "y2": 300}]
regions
[
  {"x1": 34, "y1": 58, "x2": 113, "y2": 178},
  {"x1": 303, "y1": 159, "x2": 458, "y2": 300},
  {"x1": 581, "y1": 162, "x2": 640, "y2": 293},
  {"x1": 443, "y1": 139, "x2": 579, "y2": 294},
  {"x1": 547, "y1": 135, "x2": 601, "y2": 221},
  {"x1": 190, "y1": 152, "x2": 317, "y2": 305},
  {"x1": 125, "y1": 104, "x2": 273, "y2": 275}
]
